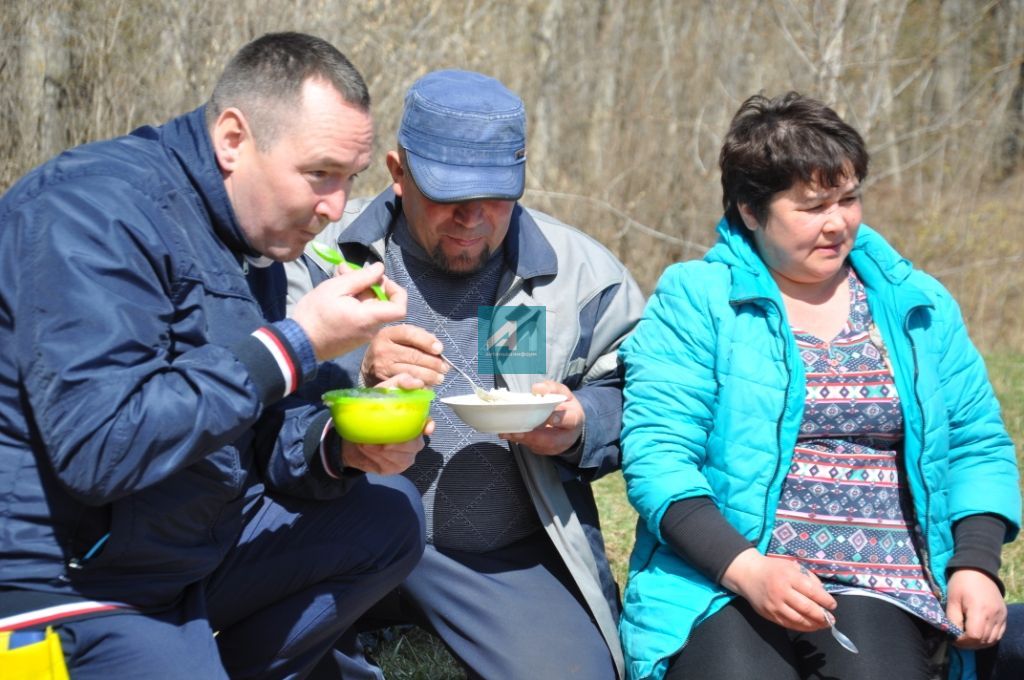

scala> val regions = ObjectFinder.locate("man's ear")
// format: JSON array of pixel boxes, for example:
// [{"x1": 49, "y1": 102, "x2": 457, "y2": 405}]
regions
[
  {"x1": 738, "y1": 203, "x2": 759, "y2": 232},
  {"x1": 385, "y1": 149, "x2": 405, "y2": 197},
  {"x1": 211, "y1": 108, "x2": 251, "y2": 174}
]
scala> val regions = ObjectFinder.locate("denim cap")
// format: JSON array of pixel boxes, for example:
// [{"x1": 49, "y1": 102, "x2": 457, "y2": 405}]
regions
[{"x1": 399, "y1": 69, "x2": 526, "y2": 203}]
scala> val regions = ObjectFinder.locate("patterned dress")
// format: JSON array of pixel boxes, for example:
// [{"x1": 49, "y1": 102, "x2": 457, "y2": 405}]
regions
[{"x1": 766, "y1": 269, "x2": 961, "y2": 636}]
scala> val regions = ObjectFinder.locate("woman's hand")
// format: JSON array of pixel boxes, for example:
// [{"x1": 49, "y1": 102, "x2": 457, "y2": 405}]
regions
[
  {"x1": 720, "y1": 549, "x2": 836, "y2": 632},
  {"x1": 947, "y1": 568, "x2": 1007, "y2": 649}
]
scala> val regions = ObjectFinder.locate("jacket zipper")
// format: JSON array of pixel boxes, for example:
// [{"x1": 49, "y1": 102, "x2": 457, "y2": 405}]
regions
[
  {"x1": 493, "y1": 276, "x2": 524, "y2": 314},
  {"x1": 489, "y1": 276, "x2": 526, "y2": 390},
  {"x1": 662, "y1": 297, "x2": 793, "y2": 656},
  {"x1": 746, "y1": 295, "x2": 791, "y2": 548},
  {"x1": 905, "y1": 316, "x2": 940, "y2": 597},
  {"x1": 64, "y1": 532, "x2": 110, "y2": 573}
]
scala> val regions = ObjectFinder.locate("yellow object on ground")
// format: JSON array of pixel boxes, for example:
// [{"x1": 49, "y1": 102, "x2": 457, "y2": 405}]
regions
[{"x1": 0, "y1": 627, "x2": 70, "y2": 679}]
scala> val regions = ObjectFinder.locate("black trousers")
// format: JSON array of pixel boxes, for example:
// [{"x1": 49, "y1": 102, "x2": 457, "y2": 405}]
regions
[{"x1": 666, "y1": 595, "x2": 939, "y2": 680}]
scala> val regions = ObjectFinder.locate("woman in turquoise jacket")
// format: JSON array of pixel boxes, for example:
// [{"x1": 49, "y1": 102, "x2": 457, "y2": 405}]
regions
[{"x1": 619, "y1": 92, "x2": 1021, "y2": 680}]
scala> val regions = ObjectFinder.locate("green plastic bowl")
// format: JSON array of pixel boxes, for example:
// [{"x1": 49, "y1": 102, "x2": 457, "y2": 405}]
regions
[{"x1": 322, "y1": 387, "x2": 434, "y2": 444}]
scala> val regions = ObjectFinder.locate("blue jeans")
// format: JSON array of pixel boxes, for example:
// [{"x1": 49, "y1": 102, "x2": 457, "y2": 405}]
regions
[{"x1": 55, "y1": 474, "x2": 425, "y2": 679}]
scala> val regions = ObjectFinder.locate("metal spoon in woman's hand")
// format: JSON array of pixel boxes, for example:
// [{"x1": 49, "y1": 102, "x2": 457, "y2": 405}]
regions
[
  {"x1": 823, "y1": 608, "x2": 859, "y2": 654},
  {"x1": 309, "y1": 241, "x2": 388, "y2": 301}
]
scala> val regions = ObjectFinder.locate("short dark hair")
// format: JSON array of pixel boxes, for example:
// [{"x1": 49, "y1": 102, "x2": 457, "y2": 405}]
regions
[
  {"x1": 719, "y1": 92, "x2": 868, "y2": 227},
  {"x1": 206, "y1": 32, "x2": 370, "y2": 149}
]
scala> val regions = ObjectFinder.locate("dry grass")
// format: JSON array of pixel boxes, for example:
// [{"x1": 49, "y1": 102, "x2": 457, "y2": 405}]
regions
[
  {"x1": 988, "y1": 353, "x2": 1024, "y2": 600},
  {"x1": 3, "y1": 0, "x2": 1024, "y2": 348}
]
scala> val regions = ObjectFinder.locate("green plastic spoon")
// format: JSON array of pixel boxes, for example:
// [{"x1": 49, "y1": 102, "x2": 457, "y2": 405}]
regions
[{"x1": 309, "y1": 241, "x2": 389, "y2": 301}]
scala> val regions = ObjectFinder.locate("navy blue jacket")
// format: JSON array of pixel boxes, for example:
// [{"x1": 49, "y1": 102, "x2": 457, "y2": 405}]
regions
[{"x1": 0, "y1": 108, "x2": 345, "y2": 610}]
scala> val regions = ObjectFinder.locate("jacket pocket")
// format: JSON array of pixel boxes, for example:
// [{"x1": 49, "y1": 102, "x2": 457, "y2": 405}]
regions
[{"x1": 66, "y1": 500, "x2": 129, "y2": 571}]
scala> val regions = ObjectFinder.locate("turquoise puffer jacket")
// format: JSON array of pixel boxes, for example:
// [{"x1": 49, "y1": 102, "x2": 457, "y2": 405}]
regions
[{"x1": 619, "y1": 218, "x2": 1021, "y2": 680}]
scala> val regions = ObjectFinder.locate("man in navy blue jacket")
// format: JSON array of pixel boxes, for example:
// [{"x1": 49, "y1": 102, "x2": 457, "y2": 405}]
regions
[{"x1": 0, "y1": 32, "x2": 429, "y2": 678}]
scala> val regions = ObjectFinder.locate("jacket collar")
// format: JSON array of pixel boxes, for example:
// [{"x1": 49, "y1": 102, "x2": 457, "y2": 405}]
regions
[
  {"x1": 705, "y1": 217, "x2": 777, "y2": 303},
  {"x1": 339, "y1": 187, "x2": 558, "y2": 280},
  {"x1": 848, "y1": 225, "x2": 932, "y2": 316},
  {"x1": 159, "y1": 106, "x2": 258, "y2": 257},
  {"x1": 706, "y1": 216, "x2": 932, "y2": 313}
]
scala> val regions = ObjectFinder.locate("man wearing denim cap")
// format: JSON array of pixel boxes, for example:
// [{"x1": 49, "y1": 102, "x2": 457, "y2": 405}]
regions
[{"x1": 287, "y1": 69, "x2": 644, "y2": 678}]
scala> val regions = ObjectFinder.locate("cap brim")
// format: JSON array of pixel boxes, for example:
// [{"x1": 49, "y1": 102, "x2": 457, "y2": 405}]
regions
[{"x1": 404, "y1": 149, "x2": 524, "y2": 204}]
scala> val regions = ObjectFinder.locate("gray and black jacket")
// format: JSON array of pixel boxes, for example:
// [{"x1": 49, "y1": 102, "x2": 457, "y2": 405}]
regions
[{"x1": 286, "y1": 189, "x2": 646, "y2": 677}]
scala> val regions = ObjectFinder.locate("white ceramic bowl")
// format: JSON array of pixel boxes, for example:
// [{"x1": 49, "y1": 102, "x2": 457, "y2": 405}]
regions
[{"x1": 440, "y1": 393, "x2": 568, "y2": 434}]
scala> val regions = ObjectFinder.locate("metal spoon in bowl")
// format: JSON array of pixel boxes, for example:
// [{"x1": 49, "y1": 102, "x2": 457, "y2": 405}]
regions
[
  {"x1": 439, "y1": 353, "x2": 498, "y2": 402},
  {"x1": 822, "y1": 608, "x2": 859, "y2": 654},
  {"x1": 309, "y1": 241, "x2": 388, "y2": 301}
]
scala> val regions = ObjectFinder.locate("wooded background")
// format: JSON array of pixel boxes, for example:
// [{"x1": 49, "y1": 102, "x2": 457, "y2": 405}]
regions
[{"x1": 3, "y1": 0, "x2": 1023, "y2": 350}]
